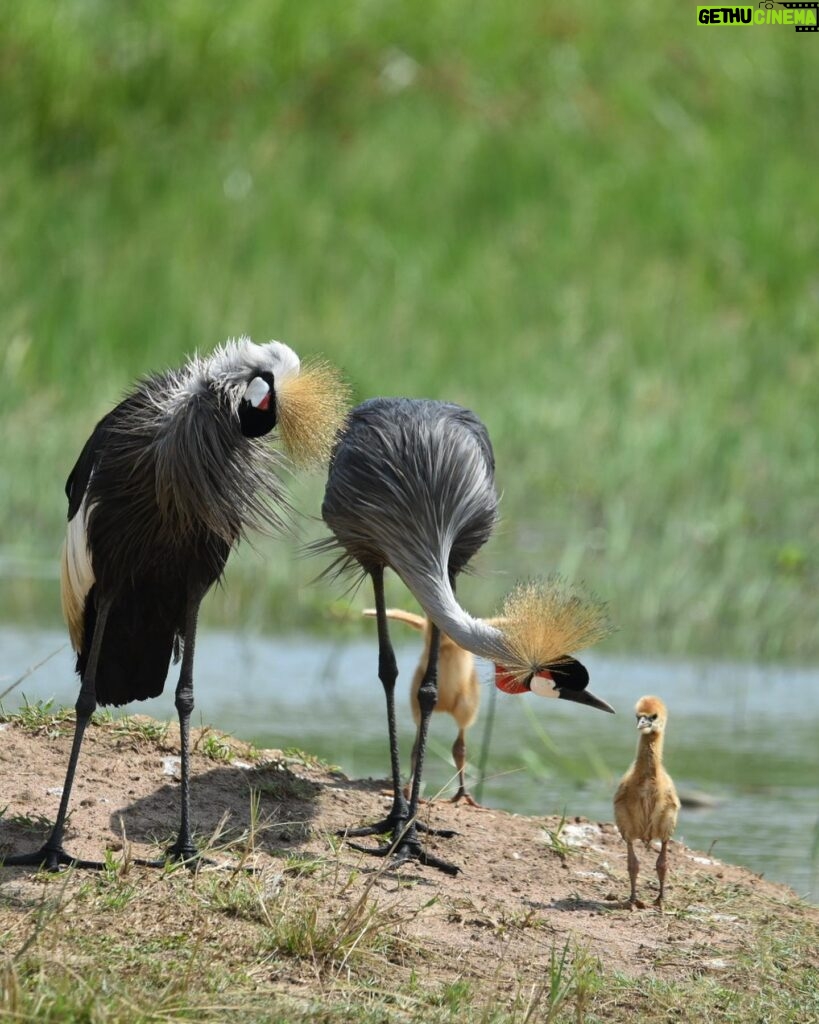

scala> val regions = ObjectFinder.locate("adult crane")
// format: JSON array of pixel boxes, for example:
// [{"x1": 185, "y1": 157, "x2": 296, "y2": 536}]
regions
[
  {"x1": 2, "y1": 338, "x2": 347, "y2": 872},
  {"x1": 317, "y1": 397, "x2": 614, "y2": 874}
]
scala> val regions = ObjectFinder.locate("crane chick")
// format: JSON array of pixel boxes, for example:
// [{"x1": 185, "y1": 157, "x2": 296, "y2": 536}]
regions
[
  {"x1": 363, "y1": 608, "x2": 481, "y2": 806},
  {"x1": 613, "y1": 696, "x2": 680, "y2": 910}
]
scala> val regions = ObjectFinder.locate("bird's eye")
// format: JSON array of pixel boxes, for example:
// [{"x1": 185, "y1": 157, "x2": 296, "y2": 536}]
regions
[{"x1": 650, "y1": 714, "x2": 657, "y2": 721}]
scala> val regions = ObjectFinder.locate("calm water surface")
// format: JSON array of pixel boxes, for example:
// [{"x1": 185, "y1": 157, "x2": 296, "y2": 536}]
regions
[{"x1": 2, "y1": 626, "x2": 817, "y2": 902}]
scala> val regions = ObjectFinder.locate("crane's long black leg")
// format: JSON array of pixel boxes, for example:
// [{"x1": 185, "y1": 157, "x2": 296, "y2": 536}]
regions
[
  {"x1": 341, "y1": 566, "x2": 410, "y2": 839},
  {"x1": 346, "y1": 621, "x2": 459, "y2": 876},
  {"x1": 2, "y1": 598, "x2": 112, "y2": 872},
  {"x1": 167, "y1": 587, "x2": 203, "y2": 862},
  {"x1": 132, "y1": 585, "x2": 207, "y2": 869},
  {"x1": 341, "y1": 568, "x2": 454, "y2": 850},
  {"x1": 392, "y1": 624, "x2": 459, "y2": 874}
]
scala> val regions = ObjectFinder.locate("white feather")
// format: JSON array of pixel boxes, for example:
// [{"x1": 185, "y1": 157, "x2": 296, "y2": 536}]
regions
[
  {"x1": 163, "y1": 337, "x2": 302, "y2": 413},
  {"x1": 530, "y1": 674, "x2": 560, "y2": 699},
  {"x1": 61, "y1": 498, "x2": 95, "y2": 651},
  {"x1": 244, "y1": 376, "x2": 271, "y2": 408}
]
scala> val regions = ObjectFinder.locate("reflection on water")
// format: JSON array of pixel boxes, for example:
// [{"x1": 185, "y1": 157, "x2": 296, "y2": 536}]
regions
[{"x1": 2, "y1": 626, "x2": 817, "y2": 902}]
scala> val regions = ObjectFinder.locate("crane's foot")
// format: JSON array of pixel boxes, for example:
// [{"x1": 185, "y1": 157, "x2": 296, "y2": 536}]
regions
[
  {"x1": 450, "y1": 788, "x2": 481, "y2": 808},
  {"x1": 130, "y1": 838, "x2": 219, "y2": 871},
  {"x1": 1, "y1": 845, "x2": 105, "y2": 872},
  {"x1": 130, "y1": 851, "x2": 255, "y2": 873},
  {"x1": 652, "y1": 896, "x2": 665, "y2": 912},
  {"x1": 347, "y1": 835, "x2": 460, "y2": 876},
  {"x1": 338, "y1": 816, "x2": 457, "y2": 841}
]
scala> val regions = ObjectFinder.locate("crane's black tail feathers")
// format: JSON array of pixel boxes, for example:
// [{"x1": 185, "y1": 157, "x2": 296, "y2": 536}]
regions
[{"x1": 78, "y1": 589, "x2": 179, "y2": 707}]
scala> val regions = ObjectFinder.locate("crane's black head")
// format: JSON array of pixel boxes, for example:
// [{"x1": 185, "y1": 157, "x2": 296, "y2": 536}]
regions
[
  {"x1": 531, "y1": 658, "x2": 616, "y2": 714},
  {"x1": 495, "y1": 657, "x2": 615, "y2": 713},
  {"x1": 238, "y1": 371, "x2": 278, "y2": 438}
]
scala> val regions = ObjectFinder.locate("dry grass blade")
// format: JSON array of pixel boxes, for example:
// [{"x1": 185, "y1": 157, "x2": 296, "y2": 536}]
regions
[{"x1": 0, "y1": 646, "x2": 67, "y2": 703}]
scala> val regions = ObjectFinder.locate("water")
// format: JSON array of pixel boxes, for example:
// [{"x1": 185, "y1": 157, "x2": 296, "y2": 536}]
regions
[{"x1": 2, "y1": 626, "x2": 817, "y2": 902}]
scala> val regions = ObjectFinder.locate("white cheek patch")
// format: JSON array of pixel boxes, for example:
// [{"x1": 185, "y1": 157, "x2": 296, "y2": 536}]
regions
[
  {"x1": 531, "y1": 674, "x2": 560, "y2": 699},
  {"x1": 244, "y1": 376, "x2": 271, "y2": 409}
]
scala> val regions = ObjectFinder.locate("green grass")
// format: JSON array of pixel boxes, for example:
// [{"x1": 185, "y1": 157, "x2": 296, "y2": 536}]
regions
[
  {"x1": 0, "y1": 2, "x2": 817, "y2": 660},
  {"x1": 1, "y1": 858, "x2": 816, "y2": 1023},
  {"x1": 0, "y1": 714, "x2": 816, "y2": 1023},
  {"x1": 0, "y1": 697, "x2": 77, "y2": 737}
]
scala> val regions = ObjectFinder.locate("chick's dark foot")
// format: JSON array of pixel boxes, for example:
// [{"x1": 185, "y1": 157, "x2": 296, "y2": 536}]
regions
[
  {"x1": 450, "y1": 788, "x2": 481, "y2": 808},
  {"x1": 1, "y1": 845, "x2": 105, "y2": 872},
  {"x1": 347, "y1": 836, "x2": 460, "y2": 876}
]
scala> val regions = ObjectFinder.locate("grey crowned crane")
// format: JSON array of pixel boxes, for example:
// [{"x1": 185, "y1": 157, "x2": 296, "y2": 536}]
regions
[
  {"x1": 2, "y1": 338, "x2": 347, "y2": 871},
  {"x1": 317, "y1": 397, "x2": 614, "y2": 874}
]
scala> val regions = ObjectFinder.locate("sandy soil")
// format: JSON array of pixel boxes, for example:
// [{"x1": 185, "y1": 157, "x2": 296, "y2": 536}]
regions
[{"x1": 0, "y1": 715, "x2": 816, "y2": 992}]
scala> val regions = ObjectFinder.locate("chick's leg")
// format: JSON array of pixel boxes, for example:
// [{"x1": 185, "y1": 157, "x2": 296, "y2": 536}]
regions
[
  {"x1": 626, "y1": 840, "x2": 646, "y2": 909},
  {"x1": 654, "y1": 839, "x2": 670, "y2": 909},
  {"x1": 450, "y1": 729, "x2": 479, "y2": 807}
]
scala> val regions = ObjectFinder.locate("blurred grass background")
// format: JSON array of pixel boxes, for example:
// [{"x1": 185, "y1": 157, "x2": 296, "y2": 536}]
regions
[{"x1": 0, "y1": 1, "x2": 816, "y2": 660}]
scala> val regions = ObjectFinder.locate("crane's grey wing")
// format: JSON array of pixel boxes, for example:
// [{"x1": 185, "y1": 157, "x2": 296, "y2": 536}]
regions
[
  {"x1": 447, "y1": 404, "x2": 495, "y2": 480},
  {"x1": 316, "y1": 397, "x2": 498, "y2": 583}
]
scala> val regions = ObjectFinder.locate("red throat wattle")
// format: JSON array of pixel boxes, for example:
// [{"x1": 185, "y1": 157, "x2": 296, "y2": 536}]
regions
[
  {"x1": 258, "y1": 392, "x2": 271, "y2": 411},
  {"x1": 494, "y1": 665, "x2": 530, "y2": 694}
]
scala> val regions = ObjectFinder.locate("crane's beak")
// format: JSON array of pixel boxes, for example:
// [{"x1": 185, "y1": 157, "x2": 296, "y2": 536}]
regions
[
  {"x1": 558, "y1": 687, "x2": 616, "y2": 714},
  {"x1": 534, "y1": 657, "x2": 616, "y2": 714}
]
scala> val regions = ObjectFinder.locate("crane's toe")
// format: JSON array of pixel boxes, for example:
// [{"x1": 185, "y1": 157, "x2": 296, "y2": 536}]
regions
[
  {"x1": 1, "y1": 845, "x2": 105, "y2": 872},
  {"x1": 130, "y1": 838, "x2": 218, "y2": 872},
  {"x1": 338, "y1": 814, "x2": 457, "y2": 841},
  {"x1": 337, "y1": 817, "x2": 400, "y2": 840},
  {"x1": 347, "y1": 836, "x2": 460, "y2": 876}
]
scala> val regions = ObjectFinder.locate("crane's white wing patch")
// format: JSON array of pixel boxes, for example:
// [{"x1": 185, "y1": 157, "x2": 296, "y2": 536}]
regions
[{"x1": 61, "y1": 498, "x2": 94, "y2": 652}]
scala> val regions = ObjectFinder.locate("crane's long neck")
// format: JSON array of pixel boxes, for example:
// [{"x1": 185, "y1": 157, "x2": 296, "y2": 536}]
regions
[
  {"x1": 389, "y1": 551, "x2": 510, "y2": 665},
  {"x1": 635, "y1": 732, "x2": 665, "y2": 776}
]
